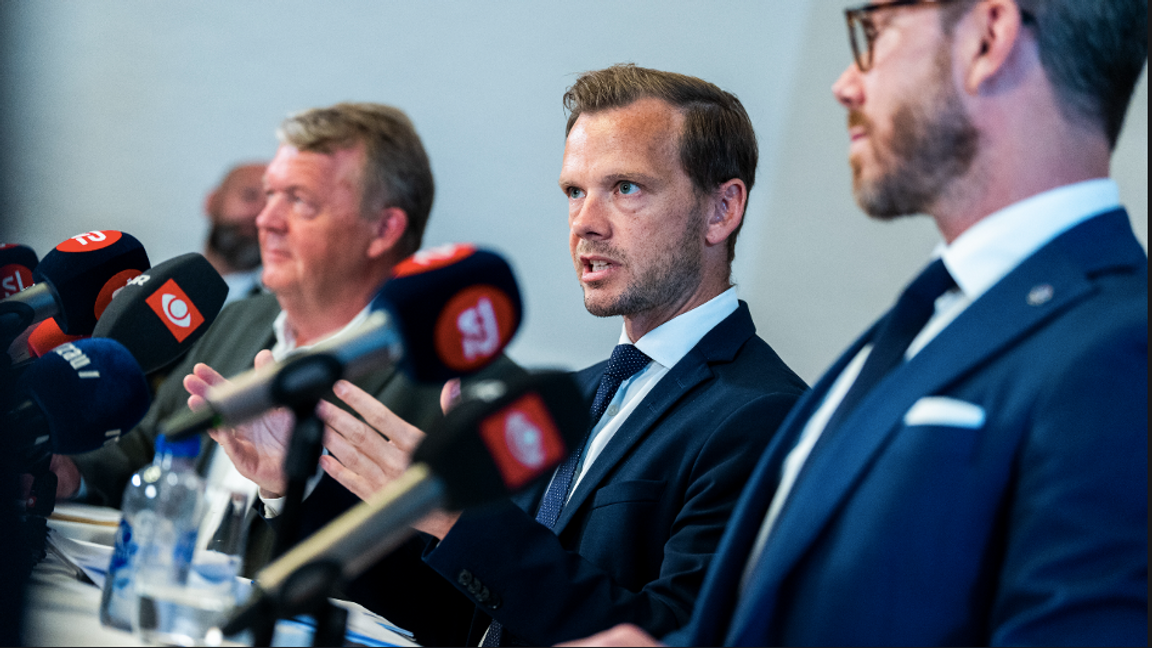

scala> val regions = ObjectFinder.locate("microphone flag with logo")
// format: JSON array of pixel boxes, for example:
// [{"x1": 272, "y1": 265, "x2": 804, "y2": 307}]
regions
[
  {"x1": 375, "y1": 243, "x2": 522, "y2": 383},
  {"x1": 0, "y1": 244, "x2": 38, "y2": 299},
  {"x1": 1, "y1": 230, "x2": 150, "y2": 337},
  {"x1": 416, "y1": 370, "x2": 589, "y2": 507},
  {"x1": 91, "y1": 252, "x2": 228, "y2": 374}
]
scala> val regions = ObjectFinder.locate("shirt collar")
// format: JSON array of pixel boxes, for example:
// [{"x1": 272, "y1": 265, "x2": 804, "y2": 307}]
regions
[
  {"x1": 617, "y1": 287, "x2": 739, "y2": 370},
  {"x1": 938, "y1": 178, "x2": 1120, "y2": 300},
  {"x1": 271, "y1": 303, "x2": 374, "y2": 361}
]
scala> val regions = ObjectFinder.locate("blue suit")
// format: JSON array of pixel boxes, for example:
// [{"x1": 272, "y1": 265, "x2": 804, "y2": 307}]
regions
[
  {"x1": 676, "y1": 211, "x2": 1148, "y2": 646},
  {"x1": 414, "y1": 302, "x2": 808, "y2": 645}
]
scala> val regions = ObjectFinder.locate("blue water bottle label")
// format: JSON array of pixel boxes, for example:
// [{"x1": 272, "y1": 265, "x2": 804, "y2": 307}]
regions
[
  {"x1": 108, "y1": 518, "x2": 136, "y2": 576},
  {"x1": 173, "y1": 527, "x2": 198, "y2": 582}
]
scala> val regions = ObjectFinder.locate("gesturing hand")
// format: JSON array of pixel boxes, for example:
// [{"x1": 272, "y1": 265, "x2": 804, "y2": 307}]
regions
[
  {"x1": 318, "y1": 379, "x2": 460, "y2": 538},
  {"x1": 316, "y1": 379, "x2": 423, "y2": 501},
  {"x1": 185, "y1": 349, "x2": 293, "y2": 498}
]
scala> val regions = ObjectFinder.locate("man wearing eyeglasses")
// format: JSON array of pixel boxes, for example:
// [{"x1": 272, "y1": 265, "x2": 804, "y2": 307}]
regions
[{"x1": 568, "y1": 1, "x2": 1147, "y2": 645}]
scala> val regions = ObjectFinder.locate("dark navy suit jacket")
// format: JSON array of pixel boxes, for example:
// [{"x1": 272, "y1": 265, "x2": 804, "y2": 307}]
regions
[
  {"x1": 672, "y1": 210, "x2": 1148, "y2": 646},
  {"x1": 402, "y1": 301, "x2": 807, "y2": 645}
]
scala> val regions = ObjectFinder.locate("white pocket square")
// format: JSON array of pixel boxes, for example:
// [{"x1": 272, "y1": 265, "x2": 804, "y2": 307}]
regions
[{"x1": 903, "y1": 397, "x2": 986, "y2": 429}]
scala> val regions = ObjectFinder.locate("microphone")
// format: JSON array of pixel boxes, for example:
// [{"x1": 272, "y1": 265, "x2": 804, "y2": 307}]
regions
[
  {"x1": 0, "y1": 230, "x2": 150, "y2": 338},
  {"x1": 26, "y1": 319, "x2": 87, "y2": 359},
  {"x1": 5, "y1": 337, "x2": 151, "y2": 462},
  {"x1": 379, "y1": 243, "x2": 523, "y2": 383},
  {"x1": 0, "y1": 244, "x2": 38, "y2": 299},
  {"x1": 159, "y1": 243, "x2": 522, "y2": 440},
  {"x1": 91, "y1": 252, "x2": 228, "y2": 374},
  {"x1": 224, "y1": 370, "x2": 588, "y2": 634}
]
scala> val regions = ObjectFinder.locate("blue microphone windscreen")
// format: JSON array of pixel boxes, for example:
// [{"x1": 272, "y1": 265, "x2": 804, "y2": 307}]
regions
[{"x1": 18, "y1": 337, "x2": 151, "y2": 454}]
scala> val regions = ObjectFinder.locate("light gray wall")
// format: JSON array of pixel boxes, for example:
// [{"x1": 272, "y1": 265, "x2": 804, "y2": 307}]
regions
[
  {"x1": 2, "y1": 1, "x2": 1146, "y2": 383},
  {"x1": 744, "y1": 3, "x2": 1149, "y2": 380}
]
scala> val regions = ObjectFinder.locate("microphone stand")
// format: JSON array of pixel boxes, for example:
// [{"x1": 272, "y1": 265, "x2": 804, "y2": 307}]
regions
[{"x1": 251, "y1": 353, "x2": 345, "y2": 646}]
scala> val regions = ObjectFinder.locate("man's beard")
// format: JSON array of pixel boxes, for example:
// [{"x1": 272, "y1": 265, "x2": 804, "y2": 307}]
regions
[
  {"x1": 208, "y1": 222, "x2": 262, "y2": 271},
  {"x1": 581, "y1": 207, "x2": 705, "y2": 318},
  {"x1": 851, "y1": 48, "x2": 978, "y2": 220}
]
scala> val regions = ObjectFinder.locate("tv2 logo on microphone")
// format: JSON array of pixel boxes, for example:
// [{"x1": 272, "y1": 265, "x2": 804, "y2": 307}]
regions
[
  {"x1": 55, "y1": 230, "x2": 123, "y2": 253},
  {"x1": 144, "y1": 278, "x2": 206, "y2": 342},
  {"x1": 392, "y1": 243, "x2": 476, "y2": 278},
  {"x1": 479, "y1": 393, "x2": 567, "y2": 490}
]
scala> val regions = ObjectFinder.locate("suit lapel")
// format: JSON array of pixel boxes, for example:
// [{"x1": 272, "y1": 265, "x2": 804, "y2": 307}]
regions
[
  {"x1": 553, "y1": 304, "x2": 757, "y2": 533},
  {"x1": 730, "y1": 211, "x2": 1144, "y2": 640}
]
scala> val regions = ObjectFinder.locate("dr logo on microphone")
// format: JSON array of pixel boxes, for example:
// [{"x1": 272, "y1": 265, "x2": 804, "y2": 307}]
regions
[
  {"x1": 480, "y1": 392, "x2": 568, "y2": 491},
  {"x1": 145, "y1": 279, "x2": 206, "y2": 342}
]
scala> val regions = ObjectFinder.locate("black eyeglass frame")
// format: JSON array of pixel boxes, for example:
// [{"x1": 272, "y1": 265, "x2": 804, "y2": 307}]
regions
[{"x1": 844, "y1": 0, "x2": 1036, "y2": 72}]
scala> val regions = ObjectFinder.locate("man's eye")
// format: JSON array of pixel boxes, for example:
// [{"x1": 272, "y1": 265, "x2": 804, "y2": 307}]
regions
[
  {"x1": 619, "y1": 182, "x2": 639, "y2": 195},
  {"x1": 567, "y1": 187, "x2": 585, "y2": 199}
]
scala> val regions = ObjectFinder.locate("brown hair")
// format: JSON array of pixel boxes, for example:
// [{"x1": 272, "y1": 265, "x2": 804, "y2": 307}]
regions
[
  {"x1": 564, "y1": 64, "x2": 758, "y2": 263},
  {"x1": 278, "y1": 102, "x2": 434, "y2": 257}
]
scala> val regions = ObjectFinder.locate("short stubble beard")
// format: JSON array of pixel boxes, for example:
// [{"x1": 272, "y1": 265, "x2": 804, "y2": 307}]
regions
[
  {"x1": 851, "y1": 46, "x2": 979, "y2": 220},
  {"x1": 581, "y1": 203, "x2": 707, "y2": 319}
]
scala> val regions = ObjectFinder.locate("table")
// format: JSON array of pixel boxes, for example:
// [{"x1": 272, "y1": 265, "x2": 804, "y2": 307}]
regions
[{"x1": 22, "y1": 503, "x2": 420, "y2": 647}]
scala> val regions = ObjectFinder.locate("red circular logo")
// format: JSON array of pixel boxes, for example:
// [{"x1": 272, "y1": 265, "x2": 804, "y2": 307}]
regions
[
  {"x1": 1, "y1": 264, "x2": 34, "y2": 298},
  {"x1": 55, "y1": 230, "x2": 123, "y2": 253},
  {"x1": 393, "y1": 243, "x2": 476, "y2": 278},
  {"x1": 93, "y1": 269, "x2": 143, "y2": 319},
  {"x1": 434, "y1": 285, "x2": 515, "y2": 372}
]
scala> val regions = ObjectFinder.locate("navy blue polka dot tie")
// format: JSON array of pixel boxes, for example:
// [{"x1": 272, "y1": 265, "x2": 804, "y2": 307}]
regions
[
  {"x1": 482, "y1": 344, "x2": 650, "y2": 647},
  {"x1": 535, "y1": 343, "x2": 651, "y2": 529}
]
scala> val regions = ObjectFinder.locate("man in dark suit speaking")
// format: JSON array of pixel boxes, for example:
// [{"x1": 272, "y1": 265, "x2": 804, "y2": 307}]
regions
[
  {"x1": 302, "y1": 64, "x2": 808, "y2": 645},
  {"x1": 575, "y1": 1, "x2": 1147, "y2": 646}
]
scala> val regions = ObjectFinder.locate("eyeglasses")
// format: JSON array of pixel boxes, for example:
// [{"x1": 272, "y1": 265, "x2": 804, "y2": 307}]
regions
[{"x1": 844, "y1": 0, "x2": 1036, "y2": 72}]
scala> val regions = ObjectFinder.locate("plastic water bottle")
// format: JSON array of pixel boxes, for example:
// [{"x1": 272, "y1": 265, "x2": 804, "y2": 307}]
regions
[{"x1": 98, "y1": 434, "x2": 204, "y2": 633}]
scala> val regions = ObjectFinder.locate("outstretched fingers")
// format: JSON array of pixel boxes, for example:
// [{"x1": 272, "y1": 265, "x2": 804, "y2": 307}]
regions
[{"x1": 331, "y1": 380, "x2": 426, "y2": 452}]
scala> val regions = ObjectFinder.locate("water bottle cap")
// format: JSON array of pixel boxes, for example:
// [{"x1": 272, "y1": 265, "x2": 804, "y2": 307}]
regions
[{"x1": 155, "y1": 434, "x2": 201, "y2": 458}]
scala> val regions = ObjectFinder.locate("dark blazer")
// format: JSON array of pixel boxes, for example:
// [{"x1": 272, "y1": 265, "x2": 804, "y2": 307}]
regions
[
  {"x1": 676, "y1": 210, "x2": 1148, "y2": 646},
  {"x1": 408, "y1": 302, "x2": 808, "y2": 645}
]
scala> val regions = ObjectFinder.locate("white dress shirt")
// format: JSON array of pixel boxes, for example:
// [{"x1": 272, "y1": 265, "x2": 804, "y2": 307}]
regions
[
  {"x1": 568, "y1": 287, "x2": 740, "y2": 497},
  {"x1": 239, "y1": 304, "x2": 373, "y2": 517},
  {"x1": 739, "y1": 179, "x2": 1122, "y2": 592}
]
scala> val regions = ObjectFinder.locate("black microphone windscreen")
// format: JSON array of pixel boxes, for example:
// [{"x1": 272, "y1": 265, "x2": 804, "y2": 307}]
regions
[
  {"x1": 91, "y1": 252, "x2": 228, "y2": 374},
  {"x1": 413, "y1": 370, "x2": 589, "y2": 510},
  {"x1": 0, "y1": 244, "x2": 38, "y2": 299},
  {"x1": 15, "y1": 337, "x2": 151, "y2": 454},
  {"x1": 372, "y1": 244, "x2": 522, "y2": 383},
  {"x1": 33, "y1": 231, "x2": 151, "y2": 335}
]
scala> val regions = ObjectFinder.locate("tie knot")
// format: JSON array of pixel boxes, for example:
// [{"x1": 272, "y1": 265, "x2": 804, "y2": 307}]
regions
[
  {"x1": 906, "y1": 258, "x2": 956, "y2": 305},
  {"x1": 605, "y1": 344, "x2": 651, "y2": 381}
]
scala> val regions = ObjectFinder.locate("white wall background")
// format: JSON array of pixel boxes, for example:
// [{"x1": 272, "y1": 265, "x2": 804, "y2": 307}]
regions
[{"x1": 2, "y1": 1, "x2": 1146, "y2": 383}]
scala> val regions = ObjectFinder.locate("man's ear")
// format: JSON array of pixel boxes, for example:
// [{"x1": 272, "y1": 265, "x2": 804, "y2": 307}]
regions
[
  {"x1": 204, "y1": 189, "x2": 221, "y2": 219},
  {"x1": 367, "y1": 207, "x2": 409, "y2": 259},
  {"x1": 705, "y1": 179, "x2": 747, "y2": 247},
  {"x1": 960, "y1": 0, "x2": 1027, "y2": 95}
]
